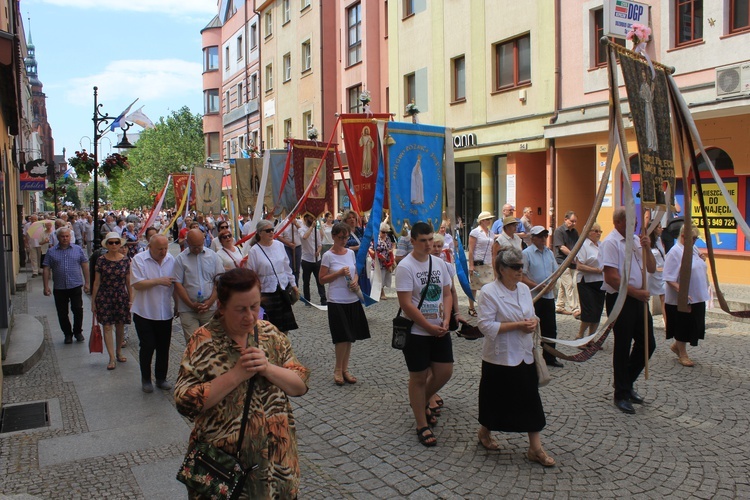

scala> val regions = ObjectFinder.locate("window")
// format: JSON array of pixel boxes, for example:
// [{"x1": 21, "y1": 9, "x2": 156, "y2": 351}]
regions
[
  {"x1": 404, "y1": 0, "x2": 414, "y2": 17},
  {"x1": 237, "y1": 82, "x2": 243, "y2": 106},
  {"x1": 251, "y1": 130, "x2": 259, "y2": 149},
  {"x1": 207, "y1": 132, "x2": 220, "y2": 160},
  {"x1": 347, "y1": 3, "x2": 362, "y2": 66},
  {"x1": 384, "y1": 1, "x2": 389, "y2": 37},
  {"x1": 495, "y1": 34, "x2": 531, "y2": 90},
  {"x1": 301, "y1": 40, "x2": 312, "y2": 72},
  {"x1": 301, "y1": 0, "x2": 311, "y2": 10},
  {"x1": 226, "y1": 140, "x2": 231, "y2": 159},
  {"x1": 265, "y1": 11, "x2": 273, "y2": 37},
  {"x1": 250, "y1": 24, "x2": 258, "y2": 50},
  {"x1": 225, "y1": 90, "x2": 231, "y2": 112},
  {"x1": 593, "y1": 9, "x2": 625, "y2": 67},
  {"x1": 452, "y1": 56, "x2": 466, "y2": 102},
  {"x1": 266, "y1": 63, "x2": 273, "y2": 90},
  {"x1": 266, "y1": 125, "x2": 274, "y2": 149},
  {"x1": 250, "y1": 73, "x2": 258, "y2": 99},
  {"x1": 302, "y1": 111, "x2": 312, "y2": 134},
  {"x1": 225, "y1": 46, "x2": 230, "y2": 70},
  {"x1": 284, "y1": 118, "x2": 292, "y2": 139},
  {"x1": 205, "y1": 89, "x2": 220, "y2": 114},
  {"x1": 348, "y1": 84, "x2": 363, "y2": 113},
  {"x1": 203, "y1": 46, "x2": 219, "y2": 72},
  {"x1": 283, "y1": 53, "x2": 291, "y2": 82},
  {"x1": 239, "y1": 135, "x2": 245, "y2": 152},
  {"x1": 405, "y1": 73, "x2": 416, "y2": 108},
  {"x1": 731, "y1": 0, "x2": 750, "y2": 33},
  {"x1": 283, "y1": 0, "x2": 291, "y2": 23},
  {"x1": 676, "y1": 0, "x2": 703, "y2": 45},
  {"x1": 237, "y1": 35, "x2": 243, "y2": 60}
]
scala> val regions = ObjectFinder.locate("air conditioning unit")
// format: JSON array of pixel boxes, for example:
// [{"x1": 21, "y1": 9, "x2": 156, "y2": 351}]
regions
[{"x1": 715, "y1": 62, "x2": 750, "y2": 98}]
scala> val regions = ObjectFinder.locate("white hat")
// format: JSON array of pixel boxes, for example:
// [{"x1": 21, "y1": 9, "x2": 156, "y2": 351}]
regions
[
  {"x1": 103, "y1": 232, "x2": 126, "y2": 245},
  {"x1": 477, "y1": 211, "x2": 495, "y2": 222},
  {"x1": 529, "y1": 225, "x2": 549, "y2": 236}
]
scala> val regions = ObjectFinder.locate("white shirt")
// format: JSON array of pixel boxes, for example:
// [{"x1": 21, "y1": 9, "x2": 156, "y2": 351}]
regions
[
  {"x1": 246, "y1": 240, "x2": 296, "y2": 293},
  {"x1": 217, "y1": 246, "x2": 243, "y2": 271},
  {"x1": 598, "y1": 230, "x2": 645, "y2": 293},
  {"x1": 322, "y1": 224, "x2": 334, "y2": 245},
  {"x1": 662, "y1": 242, "x2": 709, "y2": 305},
  {"x1": 469, "y1": 227, "x2": 493, "y2": 263},
  {"x1": 576, "y1": 237, "x2": 603, "y2": 283},
  {"x1": 321, "y1": 249, "x2": 358, "y2": 304},
  {"x1": 130, "y1": 251, "x2": 175, "y2": 320},
  {"x1": 495, "y1": 231, "x2": 523, "y2": 251},
  {"x1": 648, "y1": 246, "x2": 666, "y2": 296},
  {"x1": 299, "y1": 224, "x2": 323, "y2": 263},
  {"x1": 477, "y1": 280, "x2": 535, "y2": 366},
  {"x1": 395, "y1": 254, "x2": 452, "y2": 336},
  {"x1": 172, "y1": 247, "x2": 225, "y2": 313},
  {"x1": 281, "y1": 219, "x2": 302, "y2": 247}
]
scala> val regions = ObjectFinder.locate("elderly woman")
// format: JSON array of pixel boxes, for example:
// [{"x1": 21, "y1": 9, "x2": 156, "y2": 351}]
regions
[
  {"x1": 174, "y1": 268, "x2": 309, "y2": 499},
  {"x1": 123, "y1": 222, "x2": 139, "y2": 259},
  {"x1": 574, "y1": 222, "x2": 605, "y2": 341},
  {"x1": 663, "y1": 225, "x2": 708, "y2": 367},
  {"x1": 476, "y1": 247, "x2": 554, "y2": 467},
  {"x1": 246, "y1": 219, "x2": 298, "y2": 333},
  {"x1": 467, "y1": 211, "x2": 496, "y2": 317},
  {"x1": 319, "y1": 223, "x2": 371, "y2": 386},
  {"x1": 217, "y1": 228, "x2": 243, "y2": 270},
  {"x1": 91, "y1": 231, "x2": 132, "y2": 370}
]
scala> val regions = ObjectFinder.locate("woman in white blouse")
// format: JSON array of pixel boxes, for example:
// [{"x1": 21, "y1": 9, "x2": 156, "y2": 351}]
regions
[
  {"x1": 467, "y1": 211, "x2": 495, "y2": 317},
  {"x1": 246, "y1": 219, "x2": 298, "y2": 333},
  {"x1": 216, "y1": 229, "x2": 243, "y2": 271},
  {"x1": 574, "y1": 223, "x2": 606, "y2": 341},
  {"x1": 663, "y1": 225, "x2": 708, "y2": 367},
  {"x1": 476, "y1": 247, "x2": 555, "y2": 467}
]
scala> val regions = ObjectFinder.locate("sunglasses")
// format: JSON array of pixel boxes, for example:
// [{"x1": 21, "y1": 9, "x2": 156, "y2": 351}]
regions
[
  {"x1": 506, "y1": 264, "x2": 523, "y2": 271},
  {"x1": 106, "y1": 240, "x2": 121, "y2": 246},
  {"x1": 220, "y1": 235, "x2": 232, "y2": 240},
  {"x1": 219, "y1": 225, "x2": 229, "y2": 229},
  {"x1": 261, "y1": 228, "x2": 274, "y2": 233}
]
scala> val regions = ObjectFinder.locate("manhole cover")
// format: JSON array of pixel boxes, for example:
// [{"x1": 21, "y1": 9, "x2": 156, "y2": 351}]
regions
[{"x1": 0, "y1": 402, "x2": 49, "y2": 433}]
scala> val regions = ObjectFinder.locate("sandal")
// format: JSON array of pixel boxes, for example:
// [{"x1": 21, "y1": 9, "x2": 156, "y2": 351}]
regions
[
  {"x1": 427, "y1": 405, "x2": 442, "y2": 417},
  {"x1": 433, "y1": 395, "x2": 444, "y2": 407},
  {"x1": 468, "y1": 307, "x2": 477, "y2": 317},
  {"x1": 416, "y1": 426, "x2": 436, "y2": 447},
  {"x1": 342, "y1": 371, "x2": 357, "y2": 384},
  {"x1": 116, "y1": 354, "x2": 127, "y2": 363},
  {"x1": 425, "y1": 406, "x2": 438, "y2": 427},
  {"x1": 107, "y1": 361, "x2": 116, "y2": 370},
  {"x1": 333, "y1": 370, "x2": 345, "y2": 386},
  {"x1": 478, "y1": 429, "x2": 500, "y2": 451},
  {"x1": 527, "y1": 448, "x2": 556, "y2": 467}
]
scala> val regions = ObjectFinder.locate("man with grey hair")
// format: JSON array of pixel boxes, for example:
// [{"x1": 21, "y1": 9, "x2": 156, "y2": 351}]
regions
[{"x1": 42, "y1": 227, "x2": 90, "y2": 344}]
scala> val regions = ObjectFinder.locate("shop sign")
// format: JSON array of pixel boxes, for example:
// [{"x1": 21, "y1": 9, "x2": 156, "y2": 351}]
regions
[{"x1": 453, "y1": 133, "x2": 477, "y2": 149}]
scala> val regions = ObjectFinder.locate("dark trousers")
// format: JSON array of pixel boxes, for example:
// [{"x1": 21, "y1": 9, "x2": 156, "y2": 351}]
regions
[
  {"x1": 285, "y1": 245, "x2": 302, "y2": 285},
  {"x1": 606, "y1": 293, "x2": 656, "y2": 401},
  {"x1": 534, "y1": 297, "x2": 558, "y2": 363},
  {"x1": 133, "y1": 314, "x2": 173, "y2": 382},
  {"x1": 301, "y1": 259, "x2": 326, "y2": 303},
  {"x1": 53, "y1": 287, "x2": 83, "y2": 338}
]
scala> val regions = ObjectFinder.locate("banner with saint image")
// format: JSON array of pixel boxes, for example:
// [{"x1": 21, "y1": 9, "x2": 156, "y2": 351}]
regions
[
  {"x1": 193, "y1": 165, "x2": 223, "y2": 214},
  {"x1": 619, "y1": 52, "x2": 675, "y2": 208},
  {"x1": 234, "y1": 157, "x2": 273, "y2": 217},
  {"x1": 340, "y1": 113, "x2": 392, "y2": 212},
  {"x1": 172, "y1": 173, "x2": 195, "y2": 210},
  {"x1": 292, "y1": 140, "x2": 334, "y2": 217}
]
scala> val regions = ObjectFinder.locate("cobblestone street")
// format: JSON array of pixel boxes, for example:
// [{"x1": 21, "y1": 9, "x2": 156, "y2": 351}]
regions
[{"x1": 2, "y1": 268, "x2": 750, "y2": 498}]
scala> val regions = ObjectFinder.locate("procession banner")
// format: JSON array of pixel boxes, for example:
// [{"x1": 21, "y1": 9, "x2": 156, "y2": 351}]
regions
[
  {"x1": 619, "y1": 52, "x2": 675, "y2": 208},
  {"x1": 268, "y1": 149, "x2": 296, "y2": 217},
  {"x1": 340, "y1": 113, "x2": 391, "y2": 212},
  {"x1": 138, "y1": 175, "x2": 171, "y2": 238},
  {"x1": 172, "y1": 174, "x2": 195, "y2": 211},
  {"x1": 193, "y1": 166, "x2": 223, "y2": 215},
  {"x1": 292, "y1": 139, "x2": 335, "y2": 217},
  {"x1": 386, "y1": 122, "x2": 445, "y2": 233},
  {"x1": 235, "y1": 157, "x2": 273, "y2": 217}
]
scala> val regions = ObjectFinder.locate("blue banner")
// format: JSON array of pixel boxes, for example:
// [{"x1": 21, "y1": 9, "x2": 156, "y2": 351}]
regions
[
  {"x1": 454, "y1": 231, "x2": 474, "y2": 301},
  {"x1": 268, "y1": 149, "x2": 296, "y2": 216},
  {"x1": 386, "y1": 122, "x2": 445, "y2": 233}
]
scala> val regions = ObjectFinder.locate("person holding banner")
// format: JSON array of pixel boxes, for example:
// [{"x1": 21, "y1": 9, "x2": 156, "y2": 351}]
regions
[
  {"x1": 319, "y1": 223, "x2": 370, "y2": 386},
  {"x1": 299, "y1": 213, "x2": 327, "y2": 306}
]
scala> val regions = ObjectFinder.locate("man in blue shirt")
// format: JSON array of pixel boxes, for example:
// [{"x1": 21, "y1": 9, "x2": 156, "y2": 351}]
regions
[{"x1": 42, "y1": 227, "x2": 90, "y2": 344}]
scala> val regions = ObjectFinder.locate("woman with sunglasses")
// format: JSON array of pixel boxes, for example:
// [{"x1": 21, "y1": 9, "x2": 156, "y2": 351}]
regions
[
  {"x1": 246, "y1": 219, "x2": 298, "y2": 334},
  {"x1": 574, "y1": 222, "x2": 605, "y2": 342},
  {"x1": 91, "y1": 231, "x2": 132, "y2": 370},
  {"x1": 216, "y1": 229, "x2": 243, "y2": 271},
  {"x1": 210, "y1": 221, "x2": 231, "y2": 252},
  {"x1": 476, "y1": 247, "x2": 555, "y2": 467}
]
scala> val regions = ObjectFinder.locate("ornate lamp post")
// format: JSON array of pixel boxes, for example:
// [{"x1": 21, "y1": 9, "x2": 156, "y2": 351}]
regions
[{"x1": 91, "y1": 86, "x2": 135, "y2": 250}]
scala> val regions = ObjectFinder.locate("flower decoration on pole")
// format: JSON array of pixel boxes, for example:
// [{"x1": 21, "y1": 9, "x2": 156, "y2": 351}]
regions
[
  {"x1": 307, "y1": 126, "x2": 319, "y2": 141},
  {"x1": 100, "y1": 152, "x2": 130, "y2": 181},
  {"x1": 406, "y1": 100, "x2": 420, "y2": 123},
  {"x1": 68, "y1": 149, "x2": 98, "y2": 183},
  {"x1": 626, "y1": 23, "x2": 655, "y2": 80},
  {"x1": 359, "y1": 89, "x2": 372, "y2": 116},
  {"x1": 247, "y1": 143, "x2": 260, "y2": 157}
]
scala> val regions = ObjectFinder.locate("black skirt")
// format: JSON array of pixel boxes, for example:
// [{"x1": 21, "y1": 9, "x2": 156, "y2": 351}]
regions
[
  {"x1": 478, "y1": 360, "x2": 546, "y2": 433},
  {"x1": 577, "y1": 280, "x2": 605, "y2": 324},
  {"x1": 261, "y1": 291, "x2": 298, "y2": 332},
  {"x1": 327, "y1": 301, "x2": 371, "y2": 344},
  {"x1": 665, "y1": 302, "x2": 706, "y2": 346}
]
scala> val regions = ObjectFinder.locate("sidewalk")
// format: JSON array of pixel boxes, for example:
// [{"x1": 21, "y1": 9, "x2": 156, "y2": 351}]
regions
[{"x1": 2, "y1": 269, "x2": 750, "y2": 498}]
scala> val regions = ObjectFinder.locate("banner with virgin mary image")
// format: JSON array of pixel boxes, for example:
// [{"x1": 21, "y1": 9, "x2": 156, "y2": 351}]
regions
[
  {"x1": 386, "y1": 122, "x2": 445, "y2": 232},
  {"x1": 193, "y1": 165, "x2": 224, "y2": 214},
  {"x1": 292, "y1": 140, "x2": 335, "y2": 216},
  {"x1": 340, "y1": 113, "x2": 392, "y2": 212},
  {"x1": 620, "y1": 52, "x2": 675, "y2": 209}
]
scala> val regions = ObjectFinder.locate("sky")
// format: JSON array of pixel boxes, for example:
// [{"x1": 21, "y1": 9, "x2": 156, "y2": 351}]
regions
[{"x1": 23, "y1": 0, "x2": 217, "y2": 161}]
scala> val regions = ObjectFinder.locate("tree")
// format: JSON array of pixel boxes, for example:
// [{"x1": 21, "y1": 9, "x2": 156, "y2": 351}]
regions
[
  {"x1": 83, "y1": 182, "x2": 110, "y2": 209},
  {"x1": 109, "y1": 106, "x2": 204, "y2": 209}
]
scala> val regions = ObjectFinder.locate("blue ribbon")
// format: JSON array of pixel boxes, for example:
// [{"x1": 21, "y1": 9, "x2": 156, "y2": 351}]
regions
[{"x1": 454, "y1": 231, "x2": 474, "y2": 302}]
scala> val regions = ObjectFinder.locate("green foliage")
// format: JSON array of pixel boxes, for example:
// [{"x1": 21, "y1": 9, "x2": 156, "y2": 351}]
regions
[
  {"x1": 109, "y1": 106, "x2": 204, "y2": 209},
  {"x1": 83, "y1": 182, "x2": 110, "y2": 207},
  {"x1": 44, "y1": 175, "x2": 81, "y2": 210}
]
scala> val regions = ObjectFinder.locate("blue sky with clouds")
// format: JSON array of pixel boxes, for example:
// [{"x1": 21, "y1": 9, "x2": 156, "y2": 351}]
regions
[{"x1": 24, "y1": 0, "x2": 216, "y2": 160}]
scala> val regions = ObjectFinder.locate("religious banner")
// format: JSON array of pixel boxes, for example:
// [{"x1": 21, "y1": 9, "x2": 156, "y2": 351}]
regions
[
  {"x1": 268, "y1": 149, "x2": 296, "y2": 217},
  {"x1": 386, "y1": 122, "x2": 445, "y2": 232},
  {"x1": 619, "y1": 52, "x2": 675, "y2": 208},
  {"x1": 235, "y1": 157, "x2": 273, "y2": 216},
  {"x1": 172, "y1": 173, "x2": 195, "y2": 210},
  {"x1": 340, "y1": 113, "x2": 391, "y2": 212},
  {"x1": 292, "y1": 140, "x2": 334, "y2": 217},
  {"x1": 193, "y1": 165, "x2": 223, "y2": 214}
]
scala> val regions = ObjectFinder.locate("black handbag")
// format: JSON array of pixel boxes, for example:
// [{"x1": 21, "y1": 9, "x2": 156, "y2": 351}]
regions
[
  {"x1": 177, "y1": 327, "x2": 259, "y2": 499},
  {"x1": 392, "y1": 256, "x2": 432, "y2": 350},
  {"x1": 259, "y1": 244, "x2": 298, "y2": 305}
]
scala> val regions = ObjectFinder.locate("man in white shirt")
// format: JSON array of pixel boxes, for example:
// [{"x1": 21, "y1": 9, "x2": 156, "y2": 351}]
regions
[
  {"x1": 299, "y1": 213, "x2": 327, "y2": 305},
  {"x1": 278, "y1": 216, "x2": 302, "y2": 285},
  {"x1": 599, "y1": 207, "x2": 656, "y2": 415},
  {"x1": 395, "y1": 222, "x2": 453, "y2": 448},
  {"x1": 131, "y1": 234, "x2": 176, "y2": 393}
]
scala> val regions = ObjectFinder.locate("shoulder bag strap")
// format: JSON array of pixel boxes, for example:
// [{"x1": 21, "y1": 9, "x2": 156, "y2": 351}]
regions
[
  {"x1": 258, "y1": 244, "x2": 282, "y2": 289},
  {"x1": 222, "y1": 247, "x2": 241, "y2": 268},
  {"x1": 235, "y1": 325, "x2": 258, "y2": 459},
  {"x1": 397, "y1": 256, "x2": 433, "y2": 317}
]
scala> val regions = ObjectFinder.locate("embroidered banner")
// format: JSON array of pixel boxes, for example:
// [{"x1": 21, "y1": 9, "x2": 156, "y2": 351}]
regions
[
  {"x1": 193, "y1": 165, "x2": 223, "y2": 214},
  {"x1": 235, "y1": 157, "x2": 273, "y2": 217},
  {"x1": 292, "y1": 140, "x2": 335, "y2": 217},
  {"x1": 172, "y1": 174, "x2": 195, "y2": 211},
  {"x1": 268, "y1": 149, "x2": 296, "y2": 217},
  {"x1": 340, "y1": 113, "x2": 391, "y2": 212},
  {"x1": 620, "y1": 52, "x2": 675, "y2": 208},
  {"x1": 386, "y1": 122, "x2": 445, "y2": 233}
]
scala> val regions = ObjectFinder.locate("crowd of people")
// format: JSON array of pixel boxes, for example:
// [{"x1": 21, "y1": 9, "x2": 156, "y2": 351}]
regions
[{"x1": 21, "y1": 201, "x2": 711, "y2": 495}]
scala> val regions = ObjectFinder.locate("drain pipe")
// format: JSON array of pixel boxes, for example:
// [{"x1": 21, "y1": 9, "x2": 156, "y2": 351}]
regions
[
  {"x1": 254, "y1": 1, "x2": 263, "y2": 151},
  {"x1": 548, "y1": 0, "x2": 562, "y2": 233}
]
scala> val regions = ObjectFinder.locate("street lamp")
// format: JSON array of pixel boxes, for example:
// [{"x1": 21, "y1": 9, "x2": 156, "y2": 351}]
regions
[{"x1": 91, "y1": 86, "x2": 135, "y2": 250}]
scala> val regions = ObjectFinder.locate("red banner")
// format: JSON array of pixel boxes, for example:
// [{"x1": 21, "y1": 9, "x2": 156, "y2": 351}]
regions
[
  {"x1": 172, "y1": 173, "x2": 195, "y2": 210},
  {"x1": 292, "y1": 140, "x2": 334, "y2": 217},
  {"x1": 340, "y1": 113, "x2": 391, "y2": 212}
]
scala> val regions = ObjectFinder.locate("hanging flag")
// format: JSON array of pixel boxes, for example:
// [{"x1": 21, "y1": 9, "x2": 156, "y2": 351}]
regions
[
  {"x1": 172, "y1": 173, "x2": 196, "y2": 211},
  {"x1": 109, "y1": 98, "x2": 139, "y2": 132},
  {"x1": 268, "y1": 149, "x2": 296, "y2": 216},
  {"x1": 138, "y1": 176, "x2": 171, "y2": 238},
  {"x1": 454, "y1": 231, "x2": 474, "y2": 301},
  {"x1": 124, "y1": 106, "x2": 155, "y2": 129},
  {"x1": 194, "y1": 165, "x2": 224, "y2": 214},
  {"x1": 291, "y1": 140, "x2": 334, "y2": 217},
  {"x1": 386, "y1": 122, "x2": 446, "y2": 233},
  {"x1": 340, "y1": 113, "x2": 391, "y2": 212}
]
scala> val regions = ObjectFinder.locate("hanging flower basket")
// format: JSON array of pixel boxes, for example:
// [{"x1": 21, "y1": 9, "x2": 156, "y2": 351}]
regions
[
  {"x1": 100, "y1": 153, "x2": 130, "y2": 181},
  {"x1": 307, "y1": 126, "x2": 319, "y2": 141},
  {"x1": 359, "y1": 90, "x2": 371, "y2": 106},
  {"x1": 68, "y1": 150, "x2": 98, "y2": 183}
]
